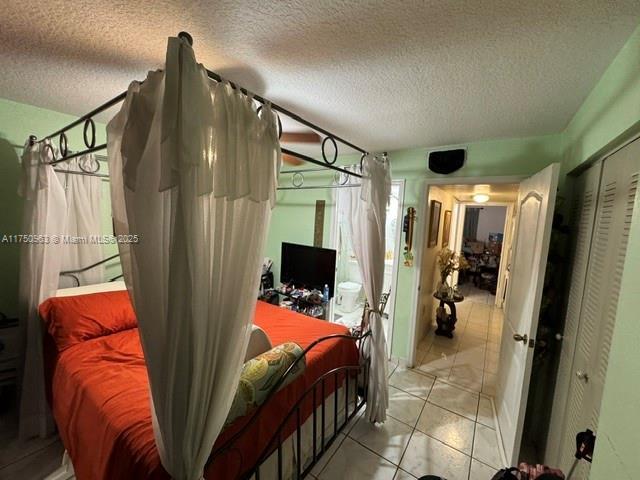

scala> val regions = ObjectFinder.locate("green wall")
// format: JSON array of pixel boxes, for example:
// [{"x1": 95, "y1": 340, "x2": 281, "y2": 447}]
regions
[
  {"x1": 264, "y1": 187, "x2": 335, "y2": 284},
  {"x1": 561, "y1": 24, "x2": 640, "y2": 179},
  {"x1": 382, "y1": 134, "x2": 563, "y2": 358},
  {"x1": 0, "y1": 98, "x2": 118, "y2": 318}
]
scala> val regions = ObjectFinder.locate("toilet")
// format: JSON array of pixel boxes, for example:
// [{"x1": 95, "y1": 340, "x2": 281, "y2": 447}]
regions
[{"x1": 336, "y1": 281, "x2": 362, "y2": 313}]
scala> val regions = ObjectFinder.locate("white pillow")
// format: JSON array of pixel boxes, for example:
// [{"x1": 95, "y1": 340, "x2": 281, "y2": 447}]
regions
[{"x1": 244, "y1": 325, "x2": 272, "y2": 362}]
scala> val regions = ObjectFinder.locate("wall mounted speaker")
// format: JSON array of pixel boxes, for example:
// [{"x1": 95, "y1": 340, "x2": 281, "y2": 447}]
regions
[{"x1": 428, "y1": 149, "x2": 466, "y2": 174}]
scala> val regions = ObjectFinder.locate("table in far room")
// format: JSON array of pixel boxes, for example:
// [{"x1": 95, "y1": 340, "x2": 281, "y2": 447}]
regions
[{"x1": 433, "y1": 291, "x2": 464, "y2": 338}]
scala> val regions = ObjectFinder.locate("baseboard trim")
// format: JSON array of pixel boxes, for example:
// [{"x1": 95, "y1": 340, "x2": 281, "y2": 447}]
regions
[{"x1": 489, "y1": 396, "x2": 509, "y2": 468}]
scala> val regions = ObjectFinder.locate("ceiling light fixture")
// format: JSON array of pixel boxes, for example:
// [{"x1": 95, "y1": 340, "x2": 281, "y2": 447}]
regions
[{"x1": 472, "y1": 184, "x2": 491, "y2": 203}]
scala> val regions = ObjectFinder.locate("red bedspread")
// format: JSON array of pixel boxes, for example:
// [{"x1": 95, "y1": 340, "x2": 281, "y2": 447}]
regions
[{"x1": 47, "y1": 300, "x2": 358, "y2": 480}]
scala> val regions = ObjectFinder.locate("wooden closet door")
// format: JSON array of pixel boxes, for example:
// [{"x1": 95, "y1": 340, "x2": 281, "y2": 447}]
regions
[
  {"x1": 545, "y1": 161, "x2": 601, "y2": 466},
  {"x1": 553, "y1": 139, "x2": 640, "y2": 476}
]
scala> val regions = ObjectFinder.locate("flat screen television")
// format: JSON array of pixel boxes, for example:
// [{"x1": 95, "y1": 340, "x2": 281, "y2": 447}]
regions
[{"x1": 280, "y1": 242, "x2": 337, "y2": 297}]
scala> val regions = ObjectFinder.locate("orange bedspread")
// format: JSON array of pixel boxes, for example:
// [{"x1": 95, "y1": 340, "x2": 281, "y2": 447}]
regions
[{"x1": 48, "y1": 301, "x2": 358, "y2": 480}]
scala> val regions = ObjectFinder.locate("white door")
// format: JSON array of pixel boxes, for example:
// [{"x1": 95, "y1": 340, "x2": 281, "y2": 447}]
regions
[
  {"x1": 496, "y1": 163, "x2": 560, "y2": 465},
  {"x1": 546, "y1": 139, "x2": 640, "y2": 477}
]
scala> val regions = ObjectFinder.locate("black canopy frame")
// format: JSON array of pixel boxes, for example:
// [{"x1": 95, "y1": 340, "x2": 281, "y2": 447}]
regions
[
  {"x1": 30, "y1": 31, "x2": 367, "y2": 180},
  {"x1": 37, "y1": 32, "x2": 380, "y2": 479}
]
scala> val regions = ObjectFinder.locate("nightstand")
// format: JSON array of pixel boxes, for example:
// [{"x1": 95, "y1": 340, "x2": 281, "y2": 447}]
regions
[{"x1": 0, "y1": 317, "x2": 19, "y2": 390}]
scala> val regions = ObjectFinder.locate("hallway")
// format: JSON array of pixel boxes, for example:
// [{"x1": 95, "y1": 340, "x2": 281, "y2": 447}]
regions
[
  {"x1": 458, "y1": 283, "x2": 497, "y2": 308},
  {"x1": 308, "y1": 291, "x2": 507, "y2": 480},
  {"x1": 295, "y1": 293, "x2": 508, "y2": 479},
  {"x1": 415, "y1": 292, "x2": 503, "y2": 396}
]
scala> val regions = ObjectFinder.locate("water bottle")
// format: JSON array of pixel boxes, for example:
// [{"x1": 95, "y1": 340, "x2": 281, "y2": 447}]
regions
[{"x1": 323, "y1": 284, "x2": 330, "y2": 303}]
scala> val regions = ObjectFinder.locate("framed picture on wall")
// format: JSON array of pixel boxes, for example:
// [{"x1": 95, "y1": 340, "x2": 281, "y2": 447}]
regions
[
  {"x1": 428, "y1": 200, "x2": 442, "y2": 247},
  {"x1": 442, "y1": 210, "x2": 452, "y2": 247}
]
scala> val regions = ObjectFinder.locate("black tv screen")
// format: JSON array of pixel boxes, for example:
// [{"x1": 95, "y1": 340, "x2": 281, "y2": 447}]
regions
[{"x1": 280, "y1": 242, "x2": 337, "y2": 297}]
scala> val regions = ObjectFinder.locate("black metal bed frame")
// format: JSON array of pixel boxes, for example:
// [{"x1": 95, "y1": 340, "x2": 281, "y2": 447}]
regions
[
  {"x1": 206, "y1": 329, "x2": 371, "y2": 480},
  {"x1": 207, "y1": 291, "x2": 392, "y2": 479},
  {"x1": 59, "y1": 253, "x2": 123, "y2": 286}
]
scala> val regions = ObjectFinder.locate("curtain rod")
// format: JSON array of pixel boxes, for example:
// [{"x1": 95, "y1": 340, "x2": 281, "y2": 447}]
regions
[
  {"x1": 29, "y1": 32, "x2": 367, "y2": 179},
  {"x1": 54, "y1": 168, "x2": 110, "y2": 179},
  {"x1": 277, "y1": 184, "x2": 360, "y2": 190},
  {"x1": 53, "y1": 167, "x2": 361, "y2": 190}
]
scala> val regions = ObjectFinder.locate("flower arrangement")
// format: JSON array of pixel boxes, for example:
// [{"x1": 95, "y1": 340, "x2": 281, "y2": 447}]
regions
[
  {"x1": 437, "y1": 248, "x2": 469, "y2": 278},
  {"x1": 436, "y1": 248, "x2": 469, "y2": 298}
]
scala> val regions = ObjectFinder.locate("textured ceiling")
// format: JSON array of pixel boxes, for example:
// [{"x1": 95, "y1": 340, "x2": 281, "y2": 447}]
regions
[{"x1": 1, "y1": 1, "x2": 639, "y2": 153}]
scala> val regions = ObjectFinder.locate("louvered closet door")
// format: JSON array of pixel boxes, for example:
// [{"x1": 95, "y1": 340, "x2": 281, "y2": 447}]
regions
[
  {"x1": 545, "y1": 161, "x2": 601, "y2": 466},
  {"x1": 554, "y1": 139, "x2": 640, "y2": 476}
]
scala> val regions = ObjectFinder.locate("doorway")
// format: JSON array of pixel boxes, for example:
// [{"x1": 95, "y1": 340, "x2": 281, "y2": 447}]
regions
[
  {"x1": 412, "y1": 183, "x2": 518, "y2": 378},
  {"x1": 407, "y1": 167, "x2": 560, "y2": 467},
  {"x1": 453, "y1": 203, "x2": 514, "y2": 308},
  {"x1": 330, "y1": 180, "x2": 404, "y2": 358}
]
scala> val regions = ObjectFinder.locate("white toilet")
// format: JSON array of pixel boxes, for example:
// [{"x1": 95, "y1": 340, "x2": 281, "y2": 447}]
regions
[{"x1": 336, "y1": 281, "x2": 362, "y2": 313}]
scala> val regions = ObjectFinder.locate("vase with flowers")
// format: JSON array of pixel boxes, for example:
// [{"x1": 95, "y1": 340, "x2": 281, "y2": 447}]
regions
[{"x1": 436, "y1": 248, "x2": 469, "y2": 300}]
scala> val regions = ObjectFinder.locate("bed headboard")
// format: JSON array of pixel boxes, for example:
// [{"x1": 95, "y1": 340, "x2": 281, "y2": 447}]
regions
[{"x1": 55, "y1": 281, "x2": 126, "y2": 297}]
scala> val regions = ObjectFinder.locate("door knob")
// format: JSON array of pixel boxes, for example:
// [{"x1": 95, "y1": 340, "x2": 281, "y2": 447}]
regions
[
  {"x1": 513, "y1": 333, "x2": 528, "y2": 344},
  {"x1": 576, "y1": 371, "x2": 589, "y2": 382},
  {"x1": 555, "y1": 333, "x2": 564, "y2": 341}
]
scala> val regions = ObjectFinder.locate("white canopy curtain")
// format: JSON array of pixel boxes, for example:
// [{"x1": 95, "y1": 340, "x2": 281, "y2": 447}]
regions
[
  {"x1": 17, "y1": 140, "x2": 67, "y2": 439},
  {"x1": 338, "y1": 155, "x2": 392, "y2": 423},
  {"x1": 56, "y1": 155, "x2": 104, "y2": 287},
  {"x1": 107, "y1": 36, "x2": 281, "y2": 480}
]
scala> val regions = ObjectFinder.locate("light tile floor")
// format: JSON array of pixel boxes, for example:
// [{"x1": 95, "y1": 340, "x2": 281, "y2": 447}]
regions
[{"x1": 311, "y1": 286, "x2": 505, "y2": 480}]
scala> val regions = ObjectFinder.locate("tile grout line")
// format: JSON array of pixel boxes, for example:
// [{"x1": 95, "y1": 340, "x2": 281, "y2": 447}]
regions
[
  {"x1": 413, "y1": 420, "x2": 478, "y2": 459},
  {"x1": 394, "y1": 381, "x2": 431, "y2": 477},
  {"x1": 346, "y1": 432, "x2": 399, "y2": 469},
  {"x1": 346, "y1": 382, "x2": 437, "y2": 479},
  {"x1": 347, "y1": 422, "x2": 413, "y2": 473},
  {"x1": 473, "y1": 457, "x2": 501, "y2": 474},
  {"x1": 467, "y1": 393, "x2": 482, "y2": 480},
  {"x1": 391, "y1": 377, "x2": 480, "y2": 423},
  {"x1": 422, "y1": 396, "x2": 478, "y2": 423},
  {"x1": 396, "y1": 374, "x2": 482, "y2": 467}
]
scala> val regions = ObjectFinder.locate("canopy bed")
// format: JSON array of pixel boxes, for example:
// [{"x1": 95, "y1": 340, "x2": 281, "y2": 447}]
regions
[
  {"x1": 18, "y1": 32, "x2": 391, "y2": 480},
  {"x1": 40, "y1": 288, "x2": 365, "y2": 480}
]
